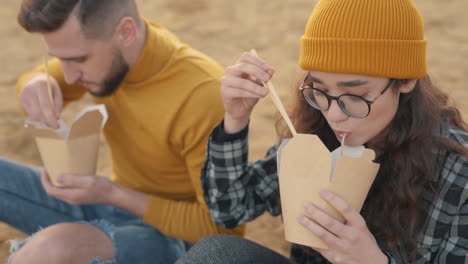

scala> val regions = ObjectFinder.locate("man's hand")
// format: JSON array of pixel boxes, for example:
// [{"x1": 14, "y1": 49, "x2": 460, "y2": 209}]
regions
[
  {"x1": 41, "y1": 170, "x2": 150, "y2": 217},
  {"x1": 41, "y1": 170, "x2": 115, "y2": 205},
  {"x1": 19, "y1": 73, "x2": 63, "y2": 129}
]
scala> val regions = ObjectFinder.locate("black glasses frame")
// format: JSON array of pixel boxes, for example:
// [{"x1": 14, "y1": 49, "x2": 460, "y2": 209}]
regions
[{"x1": 299, "y1": 77, "x2": 396, "y2": 118}]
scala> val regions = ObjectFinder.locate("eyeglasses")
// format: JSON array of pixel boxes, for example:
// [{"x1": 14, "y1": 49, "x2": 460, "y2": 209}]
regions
[{"x1": 299, "y1": 76, "x2": 395, "y2": 118}]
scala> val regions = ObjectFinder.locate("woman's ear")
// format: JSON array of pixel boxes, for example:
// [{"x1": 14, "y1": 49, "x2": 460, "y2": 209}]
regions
[{"x1": 399, "y1": 79, "x2": 417, "y2": 94}]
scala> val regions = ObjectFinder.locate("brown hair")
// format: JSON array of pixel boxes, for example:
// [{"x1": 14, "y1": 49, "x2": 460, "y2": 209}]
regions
[
  {"x1": 277, "y1": 75, "x2": 468, "y2": 258},
  {"x1": 18, "y1": 0, "x2": 139, "y2": 39}
]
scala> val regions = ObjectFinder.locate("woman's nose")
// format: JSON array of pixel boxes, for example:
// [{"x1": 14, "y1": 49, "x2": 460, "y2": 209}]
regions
[{"x1": 325, "y1": 100, "x2": 349, "y2": 123}]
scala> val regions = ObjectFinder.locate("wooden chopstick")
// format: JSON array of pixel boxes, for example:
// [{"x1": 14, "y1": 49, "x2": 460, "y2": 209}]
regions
[
  {"x1": 250, "y1": 49, "x2": 297, "y2": 137},
  {"x1": 43, "y1": 55, "x2": 54, "y2": 107}
]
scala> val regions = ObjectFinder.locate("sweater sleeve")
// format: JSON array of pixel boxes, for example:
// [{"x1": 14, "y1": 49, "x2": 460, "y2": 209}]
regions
[
  {"x1": 15, "y1": 58, "x2": 87, "y2": 112},
  {"x1": 142, "y1": 79, "x2": 245, "y2": 243}
]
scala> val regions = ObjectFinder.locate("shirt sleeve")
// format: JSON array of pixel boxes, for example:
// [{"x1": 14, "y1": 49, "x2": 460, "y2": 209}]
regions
[
  {"x1": 426, "y1": 153, "x2": 467, "y2": 264},
  {"x1": 202, "y1": 120, "x2": 282, "y2": 229},
  {"x1": 386, "y1": 151, "x2": 468, "y2": 263}
]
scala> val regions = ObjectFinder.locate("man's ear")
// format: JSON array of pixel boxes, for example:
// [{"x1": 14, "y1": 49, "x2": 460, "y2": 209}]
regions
[
  {"x1": 399, "y1": 79, "x2": 417, "y2": 94},
  {"x1": 115, "y1": 17, "x2": 137, "y2": 47}
]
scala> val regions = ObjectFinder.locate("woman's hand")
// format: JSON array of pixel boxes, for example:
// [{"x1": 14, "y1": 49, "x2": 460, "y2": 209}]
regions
[
  {"x1": 221, "y1": 51, "x2": 275, "y2": 133},
  {"x1": 298, "y1": 190, "x2": 389, "y2": 264}
]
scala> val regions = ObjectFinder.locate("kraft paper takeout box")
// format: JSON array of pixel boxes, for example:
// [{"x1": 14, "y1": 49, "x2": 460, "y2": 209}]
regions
[
  {"x1": 24, "y1": 105, "x2": 108, "y2": 186},
  {"x1": 277, "y1": 134, "x2": 380, "y2": 249}
]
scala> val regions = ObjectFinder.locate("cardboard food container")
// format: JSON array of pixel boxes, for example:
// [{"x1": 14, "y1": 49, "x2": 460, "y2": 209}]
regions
[
  {"x1": 277, "y1": 134, "x2": 380, "y2": 249},
  {"x1": 24, "y1": 105, "x2": 108, "y2": 186}
]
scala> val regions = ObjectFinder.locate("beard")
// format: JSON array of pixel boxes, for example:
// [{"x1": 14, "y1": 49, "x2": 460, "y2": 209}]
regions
[{"x1": 89, "y1": 50, "x2": 129, "y2": 97}]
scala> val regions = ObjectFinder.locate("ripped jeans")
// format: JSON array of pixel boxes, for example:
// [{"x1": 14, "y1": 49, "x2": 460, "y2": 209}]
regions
[{"x1": 0, "y1": 158, "x2": 191, "y2": 264}]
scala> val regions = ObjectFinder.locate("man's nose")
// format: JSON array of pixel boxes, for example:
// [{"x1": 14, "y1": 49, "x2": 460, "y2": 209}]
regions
[{"x1": 61, "y1": 61, "x2": 81, "y2": 85}]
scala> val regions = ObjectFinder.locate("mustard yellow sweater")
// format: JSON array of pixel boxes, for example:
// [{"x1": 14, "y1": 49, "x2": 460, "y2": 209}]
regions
[{"x1": 16, "y1": 21, "x2": 244, "y2": 243}]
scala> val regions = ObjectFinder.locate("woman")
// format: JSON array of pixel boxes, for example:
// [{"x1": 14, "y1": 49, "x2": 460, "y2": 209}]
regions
[{"x1": 177, "y1": 0, "x2": 468, "y2": 263}]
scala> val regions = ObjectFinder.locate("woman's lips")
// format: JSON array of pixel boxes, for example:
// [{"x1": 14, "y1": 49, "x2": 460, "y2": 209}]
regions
[{"x1": 333, "y1": 130, "x2": 351, "y2": 139}]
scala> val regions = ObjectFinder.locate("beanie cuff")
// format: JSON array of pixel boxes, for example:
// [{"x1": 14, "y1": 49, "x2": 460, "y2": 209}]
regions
[{"x1": 300, "y1": 37, "x2": 427, "y2": 79}]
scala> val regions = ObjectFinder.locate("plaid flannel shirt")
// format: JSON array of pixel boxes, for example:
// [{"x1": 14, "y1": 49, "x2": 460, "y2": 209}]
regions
[{"x1": 202, "y1": 120, "x2": 468, "y2": 264}]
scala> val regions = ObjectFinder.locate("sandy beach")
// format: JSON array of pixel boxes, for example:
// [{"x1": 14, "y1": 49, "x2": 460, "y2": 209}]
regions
[{"x1": 1, "y1": 0, "x2": 467, "y2": 261}]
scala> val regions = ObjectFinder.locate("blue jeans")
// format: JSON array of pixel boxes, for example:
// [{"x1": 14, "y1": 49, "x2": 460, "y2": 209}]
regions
[{"x1": 0, "y1": 158, "x2": 191, "y2": 264}]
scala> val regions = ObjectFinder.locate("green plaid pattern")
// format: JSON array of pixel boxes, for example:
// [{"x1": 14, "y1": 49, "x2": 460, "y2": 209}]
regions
[{"x1": 202, "y1": 121, "x2": 467, "y2": 263}]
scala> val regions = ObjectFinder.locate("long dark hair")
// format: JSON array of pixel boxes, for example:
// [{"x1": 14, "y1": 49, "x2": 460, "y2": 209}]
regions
[{"x1": 277, "y1": 74, "x2": 468, "y2": 258}]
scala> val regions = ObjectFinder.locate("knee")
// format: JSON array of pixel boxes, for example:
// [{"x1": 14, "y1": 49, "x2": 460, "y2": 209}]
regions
[
  {"x1": 11, "y1": 223, "x2": 115, "y2": 264},
  {"x1": 197, "y1": 234, "x2": 236, "y2": 249},
  {"x1": 176, "y1": 235, "x2": 238, "y2": 264}
]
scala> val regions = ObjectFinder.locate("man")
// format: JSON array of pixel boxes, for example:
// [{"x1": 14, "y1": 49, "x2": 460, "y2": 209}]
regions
[{"x1": 2, "y1": 0, "x2": 244, "y2": 263}]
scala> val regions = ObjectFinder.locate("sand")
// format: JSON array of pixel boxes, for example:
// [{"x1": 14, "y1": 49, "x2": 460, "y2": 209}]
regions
[{"x1": 1, "y1": 0, "x2": 467, "y2": 261}]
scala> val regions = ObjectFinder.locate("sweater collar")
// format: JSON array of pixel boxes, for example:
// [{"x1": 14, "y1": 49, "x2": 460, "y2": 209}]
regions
[{"x1": 123, "y1": 20, "x2": 175, "y2": 85}]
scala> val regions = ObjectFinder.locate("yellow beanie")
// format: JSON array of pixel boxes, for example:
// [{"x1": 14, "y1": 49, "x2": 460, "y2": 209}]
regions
[{"x1": 300, "y1": 0, "x2": 427, "y2": 79}]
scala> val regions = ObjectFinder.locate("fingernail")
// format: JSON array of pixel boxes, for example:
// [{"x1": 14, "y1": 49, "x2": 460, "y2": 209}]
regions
[
  {"x1": 305, "y1": 202, "x2": 314, "y2": 210},
  {"x1": 262, "y1": 73, "x2": 270, "y2": 81}
]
